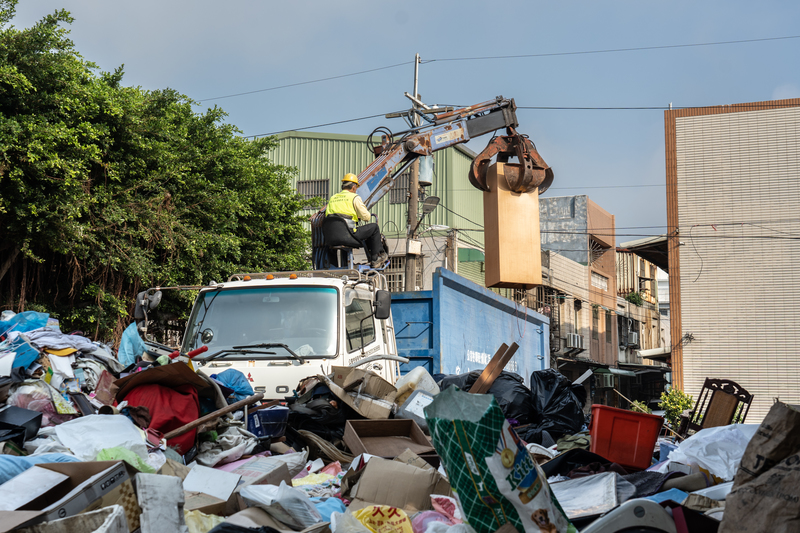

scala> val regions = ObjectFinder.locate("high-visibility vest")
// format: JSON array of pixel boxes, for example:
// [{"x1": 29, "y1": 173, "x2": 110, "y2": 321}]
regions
[{"x1": 326, "y1": 191, "x2": 359, "y2": 223}]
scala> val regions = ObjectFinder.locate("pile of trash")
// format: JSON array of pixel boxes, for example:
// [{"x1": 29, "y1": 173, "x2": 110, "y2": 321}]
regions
[{"x1": 1, "y1": 309, "x2": 798, "y2": 533}]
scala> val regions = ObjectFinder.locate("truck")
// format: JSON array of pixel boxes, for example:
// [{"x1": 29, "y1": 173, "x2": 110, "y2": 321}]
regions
[
  {"x1": 392, "y1": 267, "x2": 549, "y2": 386},
  {"x1": 135, "y1": 96, "x2": 553, "y2": 397}
]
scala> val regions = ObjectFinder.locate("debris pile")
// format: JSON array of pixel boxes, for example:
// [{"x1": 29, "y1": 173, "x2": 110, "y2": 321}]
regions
[{"x1": 0, "y1": 310, "x2": 795, "y2": 532}]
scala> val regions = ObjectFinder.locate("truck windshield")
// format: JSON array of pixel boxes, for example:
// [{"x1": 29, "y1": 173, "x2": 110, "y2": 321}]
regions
[{"x1": 183, "y1": 287, "x2": 338, "y2": 358}]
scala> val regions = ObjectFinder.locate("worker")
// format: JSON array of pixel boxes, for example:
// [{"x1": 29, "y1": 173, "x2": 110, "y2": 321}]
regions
[{"x1": 325, "y1": 173, "x2": 389, "y2": 268}]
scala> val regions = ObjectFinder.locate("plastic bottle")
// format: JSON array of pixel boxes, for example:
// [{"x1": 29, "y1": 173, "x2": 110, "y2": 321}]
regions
[{"x1": 394, "y1": 366, "x2": 439, "y2": 406}]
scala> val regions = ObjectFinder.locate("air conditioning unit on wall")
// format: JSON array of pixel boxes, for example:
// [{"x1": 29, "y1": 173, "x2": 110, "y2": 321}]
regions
[
  {"x1": 627, "y1": 332, "x2": 639, "y2": 347},
  {"x1": 598, "y1": 373, "x2": 615, "y2": 389},
  {"x1": 566, "y1": 333, "x2": 585, "y2": 350}
]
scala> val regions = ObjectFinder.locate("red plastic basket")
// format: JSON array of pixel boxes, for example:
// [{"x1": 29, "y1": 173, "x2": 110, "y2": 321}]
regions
[{"x1": 590, "y1": 405, "x2": 664, "y2": 471}]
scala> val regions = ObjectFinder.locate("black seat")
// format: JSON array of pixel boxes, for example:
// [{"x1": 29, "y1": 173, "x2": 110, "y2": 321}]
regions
[{"x1": 321, "y1": 216, "x2": 362, "y2": 248}]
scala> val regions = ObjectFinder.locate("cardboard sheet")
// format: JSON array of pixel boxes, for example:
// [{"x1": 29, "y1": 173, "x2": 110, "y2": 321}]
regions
[{"x1": 183, "y1": 465, "x2": 241, "y2": 502}]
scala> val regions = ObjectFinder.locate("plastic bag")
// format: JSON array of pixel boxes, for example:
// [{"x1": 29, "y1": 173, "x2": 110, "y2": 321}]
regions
[
  {"x1": 525, "y1": 369, "x2": 585, "y2": 440},
  {"x1": 212, "y1": 368, "x2": 254, "y2": 403},
  {"x1": 424, "y1": 523, "x2": 477, "y2": 533},
  {"x1": 8, "y1": 380, "x2": 78, "y2": 425},
  {"x1": 96, "y1": 446, "x2": 156, "y2": 473},
  {"x1": 240, "y1": 480, "x2": 322, "y2": 529},
  {"x1": 55, "y1": 414, "x2": 149, "y2": 462},
  {"x1": 0, "y1": 311, "x2": 48, "y2": 335},
  {"x1": 412, "y1": 511, "x2": 453, "y2": 533},
  {"x1": 425, "y1": 386, "x2": 575, "y2": 533},
  {"x1": 185, "y1": 510, "x2": 224, "y2": 533},
  {"x1": 331, "y1": 511, "x2": 372, "y2": 533},
  {"x1": 438, "y1": 371, "x2": 535, "y2": 425},
  {"x1": 352, "y1": 506, "x2": 413, "y2": 533},
  {"x1": 311, "y1": 497, "x2": 346, "y2": 522},
  {"x1": 665, "y1": 424, "x2": 759, "y2": 481}
]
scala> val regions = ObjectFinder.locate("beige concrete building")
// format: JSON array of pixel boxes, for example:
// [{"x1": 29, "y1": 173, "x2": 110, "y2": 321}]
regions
[{"x1": 665, "y1": 98, "x2": 800, "y2": 421}]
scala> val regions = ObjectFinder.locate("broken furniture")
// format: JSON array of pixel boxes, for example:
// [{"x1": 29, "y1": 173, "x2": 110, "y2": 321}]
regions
[{"x1": 678, "y1": 378, "x2": 753, "y2": 438}]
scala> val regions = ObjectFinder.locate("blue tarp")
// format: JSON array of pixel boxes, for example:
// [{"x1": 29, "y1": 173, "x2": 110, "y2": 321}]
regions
[
  {"x1": 212, "y1": 368, "x2": 254, "y2": 403},
  {"x1": 118, "y1": 323, "x2": 147, "y2": 367},
  {"x1": 0, "y1": 311, "x2": 48, "y2": 336}
]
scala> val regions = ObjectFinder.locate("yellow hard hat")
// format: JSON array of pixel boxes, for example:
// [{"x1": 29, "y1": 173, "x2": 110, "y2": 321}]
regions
[{"x1": 342, "y1": 173, "x2": 358, "y2": 184}]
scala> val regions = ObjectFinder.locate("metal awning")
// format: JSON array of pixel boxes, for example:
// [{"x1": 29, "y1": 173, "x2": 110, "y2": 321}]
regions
[
  {"x1": 619, "y1": 234, "x2": 669, "y2": 273},
  {"x1": 458, "y1": 247, "x2": 485, "y2": 262},
  {"x1": 638, "y1": 346, "x2": 671, "y2": 361},
  {"x1": 594, "y1": 367, "x2": 637, "y2": 377}
]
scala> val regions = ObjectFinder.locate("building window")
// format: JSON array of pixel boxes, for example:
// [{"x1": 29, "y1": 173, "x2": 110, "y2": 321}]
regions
[
  {"x1": 385, "y1": 255, "x2": 423, "y2": 292},
  {"x1": 389, "y1": 172, "x2": 409, "y2": 204},
  {"x1": 591, "y1": 272, "x2": 608, "y2": 291},
  {"x1": 297, "y1": 180, "x2": 329, "y2": 209},
  {"x1": 605, "y1": 312, "x2": 612, "y2": 344},
  {"x1": 592, "y1": 308, "x2": 599, "y2": 340}
]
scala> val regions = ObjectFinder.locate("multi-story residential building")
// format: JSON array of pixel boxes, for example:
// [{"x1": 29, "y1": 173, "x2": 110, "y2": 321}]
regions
[{"x1": 665, "y1": 98, "x2": 800, "y2": 421}]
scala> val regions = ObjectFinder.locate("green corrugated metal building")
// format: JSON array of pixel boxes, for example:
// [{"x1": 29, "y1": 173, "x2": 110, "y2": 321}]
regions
[{"x1": 268, "y1": 131, "x2": 488, "y2": 288}]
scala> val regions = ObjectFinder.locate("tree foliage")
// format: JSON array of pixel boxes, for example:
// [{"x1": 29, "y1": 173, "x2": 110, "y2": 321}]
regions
[{"x1": 0, "y1": 0, "x2": 309, "y2": 341}]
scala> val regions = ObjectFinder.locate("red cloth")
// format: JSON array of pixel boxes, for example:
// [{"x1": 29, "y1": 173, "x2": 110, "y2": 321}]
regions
[{"x1": 124, "y1": 383, "x2": 199, "y2": 454}]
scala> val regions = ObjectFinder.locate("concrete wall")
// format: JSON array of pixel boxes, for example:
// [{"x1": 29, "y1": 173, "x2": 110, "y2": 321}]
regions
[{"x1": 540, "y1": 196, "x2": 589, "y2": 264}]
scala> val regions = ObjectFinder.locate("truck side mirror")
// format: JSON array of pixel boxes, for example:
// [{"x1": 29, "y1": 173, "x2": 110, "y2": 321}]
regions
[
  {"x1": 373, "y1": 290, "x2": 391, "y2": 321},
  {"x1": 133, "y1": 289, "x2": 163, "y2": 320}
]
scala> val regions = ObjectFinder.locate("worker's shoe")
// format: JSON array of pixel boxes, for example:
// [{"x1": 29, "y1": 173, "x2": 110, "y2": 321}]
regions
[{"x1": 370, "y1": 251, "x2": 389, "y2": 268}]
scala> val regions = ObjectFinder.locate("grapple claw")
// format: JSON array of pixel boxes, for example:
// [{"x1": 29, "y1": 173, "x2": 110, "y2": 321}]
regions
[{"x1": 469, "y1": 127, "x2": 553, "y2": 194}]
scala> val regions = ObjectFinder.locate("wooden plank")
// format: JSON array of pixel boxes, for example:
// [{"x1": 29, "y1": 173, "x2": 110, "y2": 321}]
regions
[
  {"x1": 468, "y1": 343, "x2": 507, "y2": 394},
  {"x1": 471, "y1": 342, "x2": 519, "y2": 395}
]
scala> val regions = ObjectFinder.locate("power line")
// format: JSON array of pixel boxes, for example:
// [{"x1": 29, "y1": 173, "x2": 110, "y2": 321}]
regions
[
  {"x1": 426, "y1": 35, "x2": 800, "y2": 63},
  {"x1": 200, "y1": 61, "x2": 413, "y2": 102},
  {"x1": 246, "y1": 113, "x2": 388, "y2": 138}
]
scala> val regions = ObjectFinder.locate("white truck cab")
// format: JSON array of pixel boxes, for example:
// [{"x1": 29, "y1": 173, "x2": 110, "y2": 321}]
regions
[{"x1": 185, "y1": 270, "x2": 402, "y2": 398}]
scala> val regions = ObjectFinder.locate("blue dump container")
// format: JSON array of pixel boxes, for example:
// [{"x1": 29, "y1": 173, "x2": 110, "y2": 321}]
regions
[{"x1": 247, "y1": 406, "x2": 289, "y2": 439}]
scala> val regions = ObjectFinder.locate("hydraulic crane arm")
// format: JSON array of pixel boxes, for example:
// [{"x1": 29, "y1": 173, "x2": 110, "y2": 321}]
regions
[
  {"x1": 311, "y1": 96, "x2": 553, "y2": 270},
  {"x1": 356, "y1": 96, "x2": 550, "y2": 208}
]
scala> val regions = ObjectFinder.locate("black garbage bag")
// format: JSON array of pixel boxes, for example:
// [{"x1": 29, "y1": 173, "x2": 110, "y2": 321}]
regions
[
  {"x1": 523, "y1": 368, "x2": 586, "y2": 440},
  {"x1": 438, "y1": 370, "x2": 535, "y2": 425}
]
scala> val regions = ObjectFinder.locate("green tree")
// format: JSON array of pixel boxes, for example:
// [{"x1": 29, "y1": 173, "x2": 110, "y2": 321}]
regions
[
  {"x1": 659, "y1": 388, "x2": 694, "y2": 429},
  {"x1": 0, "y1": 0, "x2": 309, "y2": 341}
]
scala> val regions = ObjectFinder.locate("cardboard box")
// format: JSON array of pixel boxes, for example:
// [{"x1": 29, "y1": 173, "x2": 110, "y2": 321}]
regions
[
  {"x1": 184, "y1": 491, "x2": 228, "y2": 516},
  {"x1": 344, "y1": 419, "x2": 435, "y2": 458},
  {"x1": 321, "y1": 367, "x2": 397, "y2": 419},
  {"x1": 230, "y1": 457, "x2": 292, "y2": 491},
  {"x1": 346, "y1": 457, "x2": 450, "y2": 513},
  {"x1": 0, "y1": 461, "x2": 141, "y2": 533}
]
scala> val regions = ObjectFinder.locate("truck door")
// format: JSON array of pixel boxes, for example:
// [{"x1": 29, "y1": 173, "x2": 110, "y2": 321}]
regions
[{"x1": 343, "y1": 297, "x2": 382, "y2": 370}]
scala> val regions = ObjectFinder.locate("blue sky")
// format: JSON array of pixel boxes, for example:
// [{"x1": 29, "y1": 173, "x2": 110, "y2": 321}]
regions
[{"x1": 11, "y1": 1, "x2": 800, "y2": 243}]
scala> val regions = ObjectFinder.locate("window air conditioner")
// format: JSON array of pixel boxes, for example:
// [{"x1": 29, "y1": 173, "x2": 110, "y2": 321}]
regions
[{"x1": 566, "y1": 333, "x2": 585, "y2": 350}]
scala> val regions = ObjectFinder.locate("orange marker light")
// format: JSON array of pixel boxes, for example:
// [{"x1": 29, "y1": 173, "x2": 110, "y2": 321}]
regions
[
  {"x1": 289, "y1": 274, "x2": 298, "y2": 279},
  {"x1": 266, "y1": 274, "x2": 274, "y2": 280},
  {"x1": 243, "y1": 275, "x2": 251, "y2": 281}
]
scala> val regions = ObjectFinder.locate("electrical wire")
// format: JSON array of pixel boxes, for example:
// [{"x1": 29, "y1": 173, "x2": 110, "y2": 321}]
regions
[
  {"x1": 246, "y1": 113, "x2": 389, "y2": 138},
  {"x1": 200, "y1": 61, "x2": 413, "y2": 102},
  {"x1": 425, "y1": 35, "x2": 800, "y2": 63}
]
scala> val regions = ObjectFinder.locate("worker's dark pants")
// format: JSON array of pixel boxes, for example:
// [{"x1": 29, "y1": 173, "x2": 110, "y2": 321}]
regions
[{"x1": 352, "y1": 223, "x2": 384, "y2": 261}]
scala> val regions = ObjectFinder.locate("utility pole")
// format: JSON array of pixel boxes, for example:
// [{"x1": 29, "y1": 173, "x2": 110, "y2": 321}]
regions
[{"x1": 404, "y1": 53, "x2": 421, "y2": 291}]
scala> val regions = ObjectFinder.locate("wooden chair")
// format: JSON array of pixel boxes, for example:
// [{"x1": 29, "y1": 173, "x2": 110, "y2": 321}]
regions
[{"x1": 678, "y1": 378, "x2": 753, "y2": 437}]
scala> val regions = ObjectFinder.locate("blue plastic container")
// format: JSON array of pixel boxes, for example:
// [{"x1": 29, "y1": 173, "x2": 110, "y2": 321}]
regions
[{"x1": 247, "y1": 406, "x2": 289, "y2": 439}]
